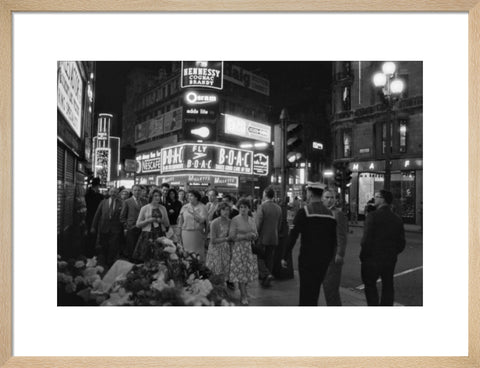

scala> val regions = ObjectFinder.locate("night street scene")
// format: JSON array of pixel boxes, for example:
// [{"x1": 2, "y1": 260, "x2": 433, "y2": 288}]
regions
[{"x1": 57, "y1": 61, "x2": 423, "y2": 307}]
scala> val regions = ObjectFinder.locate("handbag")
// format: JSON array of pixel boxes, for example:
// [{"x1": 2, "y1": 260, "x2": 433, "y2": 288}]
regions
[{"x1": 251, "y1": 240, "x2": 265, "y2": 256}]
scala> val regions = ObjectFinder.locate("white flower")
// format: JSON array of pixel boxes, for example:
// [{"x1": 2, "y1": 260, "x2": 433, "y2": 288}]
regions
[
  {"x1": 169, "y1": 253, "x2": 179, "y2": 261},
  {"x1": 74, "y1": 276, "x2": 84, "y2": 285},
  {"x1": 163, "y1": 245, "x2": 176, "y2": 254},
  {"x1": 57, "y1": 261, "x2": 68, "y2": 269},
  {"x1": 74, "y1": 260, "x2": 85, "y2": 268},
  {"x1": 95, "y1": 266, "x2": 104, "y2": 274},
  {"x1": 158, "y1": 237, "x2": 175, "y2": 247},
  {"x1": 86, "y1": 257, "x2": 97, "y2": 268}
]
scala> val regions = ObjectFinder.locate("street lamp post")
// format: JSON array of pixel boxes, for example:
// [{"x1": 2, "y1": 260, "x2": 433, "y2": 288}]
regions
[
  {"x1": 280, "y1": 108, "x2": 288, "y2": 203},
  {"x1": 373, "y1": 62, "x2": 405, "y2": 191}
]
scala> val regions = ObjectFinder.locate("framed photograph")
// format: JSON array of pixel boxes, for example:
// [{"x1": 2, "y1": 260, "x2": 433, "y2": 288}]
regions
[{"x1": 0, "y1": 1, "x2": 478, "y2": 367}]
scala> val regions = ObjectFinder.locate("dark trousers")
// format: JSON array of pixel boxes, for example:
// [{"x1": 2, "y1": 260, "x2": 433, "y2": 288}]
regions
[
  {"x1": 257, "y1": 244, "x2": 276, "y2": 280},
  {"x1": 298, "y1": 261, "x2": 330, "y2": 306},
  {"x1": 97, "y1": 231, "x2": 122, "y2": 268},
  {"x1": 361, "y1": 260, "x2": 397, "y2": 306},
  {"x1": 124, "y1": 227, "x2": 141, "y2": 259},
  {"x1": 322, "y1": 262, "x2": 343, "y2": 306}
]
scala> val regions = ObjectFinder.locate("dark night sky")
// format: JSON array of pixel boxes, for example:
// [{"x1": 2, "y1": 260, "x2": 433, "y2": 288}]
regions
[{"x1": 94, "y1": 61, "x2": 332, "y2": 135}]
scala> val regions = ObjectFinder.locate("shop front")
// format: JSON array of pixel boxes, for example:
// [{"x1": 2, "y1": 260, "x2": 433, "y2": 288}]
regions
[{"x1": 349, "y1": 158, "x2": 422, "y2": 225}]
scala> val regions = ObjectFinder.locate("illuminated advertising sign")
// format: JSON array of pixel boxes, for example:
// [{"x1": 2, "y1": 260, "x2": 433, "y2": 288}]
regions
[
  {"x1": 159, "y1": 174, "x2": 239, "y2": 188},
  {"x1": 224, "y1": 64, "x2": 270, "y2": 96},
  {"x1": 57, "y1": 61, "x2": 84, "y2": 137},
  {"x1": 124, "y1": 159, "x2": 137, "y2": 173},
  {"x1": 163, "y1": 107, "x2": 183, "y2": 134},
  {"x1": 94, "y1": 148, "x2": 111, "y2": 185},
  {"x1": 224, "y1": 114, "x2": 271, "y2": 143},
  {"x1": 135, "y1": 108, "x2": 182, "y2": 142},
  {"x1": 253, "y1": 153, "x2": 269, "y2": 176},
  {"x1": 135, "y1": 150, "x2": 162, "y2": 174},
  {"x1": 184, "y1": 90, "x2": 218, "y2": 105},
  {"x1": 213, "y1": 175, "x2": 239, "y2": 187},
  {"x1": 181, "y1": 61, "x2": 223, "y2": 90},
  {"x1": 161, "y1": 143, "x2": 253, "y2": 175}
]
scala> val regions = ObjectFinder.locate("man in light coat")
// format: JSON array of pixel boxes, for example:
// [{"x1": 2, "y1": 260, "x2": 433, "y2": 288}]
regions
[{"x1": 120, "y1": 185, "x2": 145, "y2": 260}]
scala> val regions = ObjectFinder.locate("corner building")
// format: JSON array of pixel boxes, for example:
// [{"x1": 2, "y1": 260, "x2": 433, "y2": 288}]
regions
[
  {"x1": 331, "y1": 61, "x2": 423, "y2": 225},
  {"x1": 122, "y1": 61, "x2": 271, "y2": 196}
]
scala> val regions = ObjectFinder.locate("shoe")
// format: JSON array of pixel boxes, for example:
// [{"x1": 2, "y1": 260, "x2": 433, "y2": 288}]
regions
[
  {"x1": 262, "y1": 275, "x2": 274, "y2": 288},
  {"x1": 240, "y1": 298, "x2": 249, "y2": 306}
]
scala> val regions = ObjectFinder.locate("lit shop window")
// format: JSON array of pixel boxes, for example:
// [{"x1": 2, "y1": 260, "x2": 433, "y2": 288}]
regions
[{"x1": 399, "y1": 120, "x2": 407, "y2": 153}]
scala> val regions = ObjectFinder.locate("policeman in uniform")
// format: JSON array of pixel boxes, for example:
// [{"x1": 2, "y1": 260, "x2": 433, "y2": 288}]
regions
[{"x1": 282, "y1": 182, "x2": 337, "y2": 306}]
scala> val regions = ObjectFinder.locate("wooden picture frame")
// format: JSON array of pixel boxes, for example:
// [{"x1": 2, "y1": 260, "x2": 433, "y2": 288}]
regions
[{"x1": 0, "y1": 1, "x2": 477, "y2": 367}]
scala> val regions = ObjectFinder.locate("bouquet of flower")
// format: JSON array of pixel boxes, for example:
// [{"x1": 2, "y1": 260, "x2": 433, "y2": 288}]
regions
[
  {"x1": 101, "y1": 237, "x2": 234, "y2": 306},
  {"x1": 57, "y1": 255, "x2": 105, "y2": 306}
]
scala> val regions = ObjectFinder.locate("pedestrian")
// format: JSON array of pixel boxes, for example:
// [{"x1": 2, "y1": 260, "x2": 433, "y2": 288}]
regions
[
  {"x1": 206, "y1": 188, "x2": 220, "y2": 224},
  {"x1": 160, "y1": 183, "x2": 170, "y2": 205},
  {"x1": 119, "y1": 189, "x2": 130, "y2": 202},
  {"x1": 255, "y1": 186, "x2": 282, "y2": 288},
  {"x1": 133, "y1": 189, "x2": 170, "y2": 262},
  {"x1": 219, "y1": 194, "x2": 239, "y2": 219},
  {"x1": 90, "y1": 187, "x2": 124, "y2": 268},
  {"x1": 206, "y1": 202, "x2": 232, "y2": 283},
  {"x1": 120, "y1": 185, "x2": 146, "y2": 261},
  {"x1": 165, "y1": 188, "x2": 183, "y2": 242},
  {"x1": 228, "y1": 198, "x2": 259, "y2": 306},
  {"x1": 84, "y1": 177, "x2": 104, "y2": 257},
  {"x1": 281, "y1": 182, "x2": 337, "y2": 306},
  {"x1": 360, "y1": 190, "x2": 406, "y2": 306},
  {"x1": 321, "y1": 189, "x2": 348, "y2": 306},
  {"x1": 178, "y1": 189, "x2": 187, "y2": 205},
  {"x1": 178, "y1": 190, "x2": 208, "y2": 260},
  {"x1": 140, "y1": 185, "x2": 148, "y2": 203}
]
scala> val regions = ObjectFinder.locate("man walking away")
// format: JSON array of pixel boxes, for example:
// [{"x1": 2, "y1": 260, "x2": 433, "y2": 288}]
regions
[
  {"x1": 360, "y1": 190, "x2": 406, "y2": 306},
  {"x1": 282, "y1": 182, "x2": 337, "y2": 306},
  {"x1": 321, "y1": 189, "x2": 348, "y2": 306},
  {"x1": 255, "y1": 186, "x2": 282, "y2": 287}
]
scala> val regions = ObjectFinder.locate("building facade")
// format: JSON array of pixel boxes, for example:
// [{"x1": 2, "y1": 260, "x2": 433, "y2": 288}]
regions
[
  {"x1": 121, "y1": 61, "x2": 272, "y2": 197},
  {"x1": 331, "y1": 61, "x2": 423, "y2": 224},
  {"x1": 57, "y1": 61, "x2": 96, "y2": 253}
]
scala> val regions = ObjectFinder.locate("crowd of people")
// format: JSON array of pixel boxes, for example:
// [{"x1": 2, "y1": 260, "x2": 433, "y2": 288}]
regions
[{"x1": 82, "y1": 178, "x2": 406, "y2": 307}]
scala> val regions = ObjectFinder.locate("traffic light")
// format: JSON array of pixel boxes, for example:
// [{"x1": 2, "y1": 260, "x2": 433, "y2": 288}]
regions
[
  {"x1": 344, "y1": 168, "x2": 353, "y2": 185},
  {"x1": 286, "y1": 123, "x2": 303, "y2": 163},
  {"x1": 334, "y1": 169, "x2": 343, "y2": 187}
]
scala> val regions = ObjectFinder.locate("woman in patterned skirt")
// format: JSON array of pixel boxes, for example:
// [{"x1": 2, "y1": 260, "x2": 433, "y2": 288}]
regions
[
  {"x1": 228, "y1": 198, "x2": 258, "y2": 306},
  {"x1": 133, "y1": 189, "x2": 170, "y2": 262},
  {"x1": 206, "y1": 202, "x2": 232, "y2": 282}
]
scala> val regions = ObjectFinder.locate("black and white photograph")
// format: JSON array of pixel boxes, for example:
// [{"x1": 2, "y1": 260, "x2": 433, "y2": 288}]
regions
[{"x1": 57, "y1": 60, "x2": 423, "y2": 307}]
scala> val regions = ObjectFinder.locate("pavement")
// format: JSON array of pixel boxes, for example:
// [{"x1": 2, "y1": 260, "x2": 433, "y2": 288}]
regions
[
  {"x1": 226, "y1": 271, "x2": 403, "y2": 307},
  {"x1": 348, "y1": 221, "x2": 422, "y2": 233}
]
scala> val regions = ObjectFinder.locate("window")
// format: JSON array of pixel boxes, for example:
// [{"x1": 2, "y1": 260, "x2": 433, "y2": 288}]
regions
[
  {"x1": 399, "y1": 119, "x2": 407, "y2": 153},
  {"x1": 342, "y1": 86, "x2": 351, "y2": 111},
  {"x1": 381, "y1": 122, "x2": 393, "y2": 154},
  {"x1": 343, "y1": 129, "x2": 352, "y2": 158}
]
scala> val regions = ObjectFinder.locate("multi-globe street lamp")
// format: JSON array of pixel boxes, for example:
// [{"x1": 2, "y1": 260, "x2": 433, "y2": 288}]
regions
[{"x1": 373, "y1": 62, "x2": 405, "y2": 191}]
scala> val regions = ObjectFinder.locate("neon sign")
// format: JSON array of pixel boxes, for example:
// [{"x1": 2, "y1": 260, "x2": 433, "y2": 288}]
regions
[
  {"x1": 161, "y1": 143, "x2": 253, "y2": 175},
  {"x1": 181, "y1": 61, "x2": 223, "y2": 90}
]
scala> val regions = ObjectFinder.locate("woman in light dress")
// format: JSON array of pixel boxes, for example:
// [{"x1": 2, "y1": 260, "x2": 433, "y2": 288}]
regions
[
  {"x1": 228, "y1": 198, "x2": 258, "y2": 306},
  {"x1": 206, "y1": 202, "x2": 232, "y2": 282},
  {"x1": 178, "y1": 190, "x2": 208, "y2": 260}
]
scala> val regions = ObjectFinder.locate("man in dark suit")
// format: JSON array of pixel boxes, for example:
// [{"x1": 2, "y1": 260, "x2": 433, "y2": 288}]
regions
[
  {"x1": 255, "y1": 186, "x2": 282, "y2": 287},
  {"x1": 360, "y1": 189, "x2": 406, "y2": 306},
  {"x1": 91, "y1": 187, "x2": 124, "y2": 267},
  {"x1": 120, "y1": 185, "x2": 145, "y2": 260}
]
